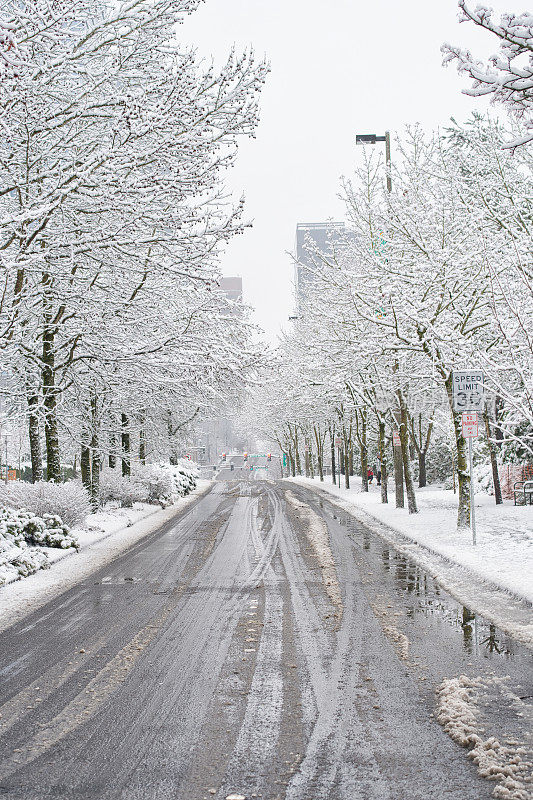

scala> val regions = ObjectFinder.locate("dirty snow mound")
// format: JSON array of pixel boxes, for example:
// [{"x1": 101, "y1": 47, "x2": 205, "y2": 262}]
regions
[{"x1": 436, "y1": 675, "x2": 532, "y2": 799}]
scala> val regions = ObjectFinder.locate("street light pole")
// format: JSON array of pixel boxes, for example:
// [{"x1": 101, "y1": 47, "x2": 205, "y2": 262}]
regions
[
  {"x1": 384, "y1": 130, "x2": 391, "y2": 193},
  {"x1": 356, "y1": 130, "x2": 404, "y2": 507},
  {"x1": 356, "y1": 131, "x2": 391, "y2": 192}
]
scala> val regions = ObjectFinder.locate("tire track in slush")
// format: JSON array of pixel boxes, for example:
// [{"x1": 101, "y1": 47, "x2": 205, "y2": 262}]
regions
[
  {"x1": 0, "y1": 493, "x2": 254, "y2": 784},
  {"x1": 217, "y1": 489, "x2": 284, "y2": 799},
  {"x1": 279, "y1": 491, "x2": 391, "y2": 800}
]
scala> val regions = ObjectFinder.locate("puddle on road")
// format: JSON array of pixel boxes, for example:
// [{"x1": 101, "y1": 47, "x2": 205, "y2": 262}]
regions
[{"x1": 317, "y1": 499, "x2": 531, "y2": 665}]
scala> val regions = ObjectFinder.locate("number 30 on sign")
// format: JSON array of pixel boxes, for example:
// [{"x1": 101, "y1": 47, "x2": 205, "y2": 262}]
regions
[{"x1": 462, "y1": 412, "x2": 478, "y2": 438}]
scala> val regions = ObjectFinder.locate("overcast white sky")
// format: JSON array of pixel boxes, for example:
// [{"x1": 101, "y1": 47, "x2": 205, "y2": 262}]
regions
[{"x1": 180, "y1": 0, "x2": 509, "y2": 342}]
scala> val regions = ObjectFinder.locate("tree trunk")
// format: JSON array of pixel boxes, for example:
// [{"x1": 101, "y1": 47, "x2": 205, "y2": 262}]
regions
[
  {"x1": 290, "y1": 448, "x2": 296, "y2": 477},
  {"x1": 27, "y1": 394, "x2": 43, "y2": 483},
  {"x1": 167, "y1": 410, "x2": 178, "y2": 464},
  {"x1": 90, "y1": 442, "x2": 99, "y2": 509},
  {"x1": 344, "y1": 447, "x2": 350, "y2": 489},
  {"x1": 398, "y1": 389, "x2": 417, "y2": 513},
  {"x1": 393, "y1": 411, "x2": 405, "y2": 509},
  {"x1": 484, "y1": 412, "x2": 502, "y2": 505},
  {"x1": 445, "y1": 374, "x2": 470, "y2": 528},
  {"x1": 89, "y1": 396, "x2": 99, "y2": 509},
  {"x1": 358, "y1": 410, "x2": 368, "y2": 492},
  {"x1": 294, "y1": 441, "x2": 301, "y2": 475},
  {"x1": 314, "y1": 426, "x2": 324, "y2": 482},
  {"x1": 493, "y1": 395, "x2": 504, "y2": 448},
  {"x1": 378, "y1": 417, "x2": 388, "y2": 504},
  {"x1": 330, "y1": 427, "x2": 336, "y2": 485},
  {"x1": 42, "y1": 324, "x2": 61, "y2": 482},
  {"x1": 121, "y1": 413, "x2": 131, "y2": 477},
  {"x1": 409, "y1": 412, "x2": 433, "y2": 489},
  {"x1": 81, "y1": 445, "x2": 91, "y2": 496},
  {"x1": 139, "y1": 426, "x2": 146, "y2": 465},
  {"x1": 108, "y1": 429, "x2": 116, "y2": 469},
  {"x1": 418, "y1": 452, "x2": 427, "y2": 488}
]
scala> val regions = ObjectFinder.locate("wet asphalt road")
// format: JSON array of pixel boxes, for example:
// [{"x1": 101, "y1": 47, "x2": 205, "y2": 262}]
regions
[{"x1": 0, "y1": 460, "x2": 531, "y2": 799}]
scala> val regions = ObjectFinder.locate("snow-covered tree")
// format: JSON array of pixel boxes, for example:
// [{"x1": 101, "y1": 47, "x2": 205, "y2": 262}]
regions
[
  {"x1": 443, "y1": 2, "x2": 533, "y2": 147},
  {"x1": 0, "y1": 0, "x2": 269, "y2": 487}
]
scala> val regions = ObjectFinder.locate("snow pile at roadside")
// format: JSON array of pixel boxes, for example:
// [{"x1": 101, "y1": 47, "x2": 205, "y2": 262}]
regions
[
  {"x1": 0, "y1": 480, "x2": 212, "y2": 633},
  {"x1": 288, "y1": 478, "x2": 533, "y2": 604},
  {"x1": 436, "y1": 676, "x2": 532, "y2": 799}
]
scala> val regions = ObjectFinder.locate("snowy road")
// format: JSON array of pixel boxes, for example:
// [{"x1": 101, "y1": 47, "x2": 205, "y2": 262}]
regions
[{"x1": 0, "y1": 470, "x2": 531, "y2": 799}]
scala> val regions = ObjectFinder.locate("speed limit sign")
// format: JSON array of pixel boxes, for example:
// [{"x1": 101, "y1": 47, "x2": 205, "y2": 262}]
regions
[{"x1": 452, "y1": 371, "x2": 484, "y2": 412}]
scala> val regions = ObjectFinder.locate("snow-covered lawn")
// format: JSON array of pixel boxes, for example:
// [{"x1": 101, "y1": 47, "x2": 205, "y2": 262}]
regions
[
  {"x1": 289, "y1": 477, "x2": 533, "y2": 647},
  {"x1": 0, "y1": 480, "x2": 213, "y2": 634}
]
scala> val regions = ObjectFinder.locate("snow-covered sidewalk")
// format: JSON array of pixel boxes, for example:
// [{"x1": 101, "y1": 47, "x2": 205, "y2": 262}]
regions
[
  {"x1": 288, "y1": 477, "x2": 533, "y2": 648},
  {"x1": 0, "y1": 480, "x2": 213, "y2": 633}
]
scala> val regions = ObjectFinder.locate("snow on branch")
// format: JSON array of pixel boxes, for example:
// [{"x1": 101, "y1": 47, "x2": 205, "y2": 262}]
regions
[
  {"x1": 442, "y1": 1, "x2": 533, "y2": 148},
  {"x1": 0, "y1": 18, "x2": 25, "y2": 77}
]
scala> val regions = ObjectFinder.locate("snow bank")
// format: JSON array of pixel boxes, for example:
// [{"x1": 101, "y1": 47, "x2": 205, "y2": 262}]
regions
[
  {"x1": 288, "y1": 478, "x2": 533, "y2": 648},
  {"x1": 0, "y1": 480, "x2": 213, "y2": 634},
  {"x1": 436, "y1": 676, "x2": 532, "y2": 799}
]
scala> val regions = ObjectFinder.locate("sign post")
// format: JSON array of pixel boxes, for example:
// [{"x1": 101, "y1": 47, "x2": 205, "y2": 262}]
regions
[
  {"x1": 461, "y1": 412, "x2": 478, "y2": 545},
  {"x1": 452, "y1": 371, "x2": 485, "y2": 413},
  {"x1": 453, "y1": 372, "x2": 484, "y2": 546}
]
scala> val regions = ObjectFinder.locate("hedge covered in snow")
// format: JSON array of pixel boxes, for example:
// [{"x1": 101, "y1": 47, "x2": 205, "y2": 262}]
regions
[
  {"x1": 100, "y1": 460, "x2": 199, "y2": 508},
  {"x1": 0, "y1": 506, "x2": 78, "y2": 586},
  {"x1": 0, "y1": 480, "x2": 92, "y2": 527}
]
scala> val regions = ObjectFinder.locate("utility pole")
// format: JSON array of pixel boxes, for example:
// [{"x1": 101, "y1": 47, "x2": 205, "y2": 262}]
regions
[
  {"x1": 384, "y1": 130, "x2": 392, "y2": 193},
  {"x1": 356, "y1": 130, "x2": 404, "y2": 507}
]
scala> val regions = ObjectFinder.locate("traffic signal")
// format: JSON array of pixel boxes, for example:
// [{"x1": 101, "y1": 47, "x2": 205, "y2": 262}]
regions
[
  {"x1": 221, "y1": 453, "x2": 226, "y2": 461},
  {"x1": 243, "y1": 452, "x2": 248, "y2": 462},
  {"x1": 267, "y1": 453, "x2": 272, "y2": 461}
]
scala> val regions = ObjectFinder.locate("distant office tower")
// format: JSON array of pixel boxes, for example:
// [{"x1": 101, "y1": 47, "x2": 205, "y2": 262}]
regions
[
  {"x1": 294, "y1": 222, "x2": 344, "y2": 309},
  {"x1": 219, "y1": 276, "x2": 243, "y2": 304}
]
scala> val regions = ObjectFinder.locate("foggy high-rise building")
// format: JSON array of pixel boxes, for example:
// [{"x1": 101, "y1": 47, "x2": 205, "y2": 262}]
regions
[
  {"x1": 219, "y1": 276, "x2": 243, "y2": 304},
  {"x1": 294, "y1": 222, "x2": 345, "y2": 310}
]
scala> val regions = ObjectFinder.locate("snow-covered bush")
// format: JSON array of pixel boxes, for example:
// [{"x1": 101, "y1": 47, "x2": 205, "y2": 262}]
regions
[
  {"x1": 0, "y1": 506, "x2": 78, "y2": 550},
  {"x1": 0, "y1": 480, "x2": 91, "y2": 527},
  {"x1": 0, "y1": 537, "x2": 50, "y2": 585},
  {"x1": 163, "y1": 460, "x2": 199, "y2": 499},
  {"x1": 0, "y1": 504, "x2": 82, "y2": 586},
  {"x1": 98, "y1": 460, "x2": 199, "y2": 509},
  {"x1": 132, "y1": 461, "x2": 199, "y2": 506},
  {"x1": 99, "y1": 470, "x2": 144, "y2": 508},
  {"x1": 472, "y1": 463, "x2": 494, "y2": 495},
  {"x1": 132, "y1": 465, "x2": 175, "y2": 506}
]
